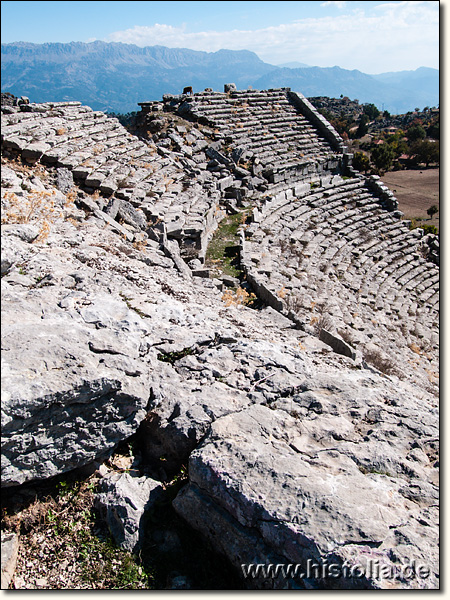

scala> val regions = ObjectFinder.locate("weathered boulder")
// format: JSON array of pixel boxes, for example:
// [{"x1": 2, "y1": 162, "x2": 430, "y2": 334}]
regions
[
  {"x1": 1, "y1": 531, "x2": 19, "y2": 589},
  {"x1": 95, "y1": 471, "x2": 163, "y2": 552},
  {"x1": 56, "y1": 167, "x2": 74, "y2": 194},
  {"x1": 174, "y1": 370, "x2": 439, "y2": 589},
  {"x1": 1, "y1": 283, "x2": 155, "y2": 487}
]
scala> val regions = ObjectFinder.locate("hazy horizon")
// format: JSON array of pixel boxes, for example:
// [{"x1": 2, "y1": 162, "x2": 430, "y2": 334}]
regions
[{"x1": 1, "y1": 37, "x2": 440, "y2": 78}]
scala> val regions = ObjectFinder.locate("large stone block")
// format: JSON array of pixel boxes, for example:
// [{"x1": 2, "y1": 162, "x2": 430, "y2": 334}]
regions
[
  {"x1": 174, "y1": 386, "x2": 439, "y2": 589},
  {"x1": 95, "y1": 472, "x2": 163, "y2": 552},
  {"x1": 1, "y1": 531, "x2": 19, "y2": 589},
  {"x1": 1, "y1": 282, "x2": 153, "y2": 487}
]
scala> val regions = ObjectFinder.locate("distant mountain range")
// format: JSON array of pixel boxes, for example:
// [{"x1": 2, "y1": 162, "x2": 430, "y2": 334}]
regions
[
  {"x1": 1, "y1": 41, "x2": 439, "y2": 115},
  {"x1": 277, "y1": 61, "x2": 311, "y2": 69}
]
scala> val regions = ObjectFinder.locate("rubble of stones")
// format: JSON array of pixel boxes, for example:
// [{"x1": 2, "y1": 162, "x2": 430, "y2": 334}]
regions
[
  {"x1": 1, "y1": 86, "x2": 439, "y2": 590},
  {"x1": 308, "y1": 95, "x2": 364, "y2": 120}
]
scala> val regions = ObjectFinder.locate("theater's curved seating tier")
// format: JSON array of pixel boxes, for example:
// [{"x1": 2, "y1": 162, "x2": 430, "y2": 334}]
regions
[
  {"x1": 1, "y1": 101, "x2": 221, "y2": 252},
  {"x1": 242, "y1": 176, "x2": 439, "y2": 389},
  {"x1": 178, "y1": 88, "x2": 344, "y2": 188}
]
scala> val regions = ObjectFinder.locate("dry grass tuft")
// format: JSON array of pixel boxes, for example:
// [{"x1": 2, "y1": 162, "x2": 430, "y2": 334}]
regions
[{"x1": 221, "y1": 287, "x2": 256, "y2": 307}]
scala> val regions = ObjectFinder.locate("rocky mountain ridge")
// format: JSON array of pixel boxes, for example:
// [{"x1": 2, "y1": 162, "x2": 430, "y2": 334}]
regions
[
  {"x1": 1, "y1": 87, "x2": 439, "y2": 589},
  {"x1": 1, "y1": 41, "x2": 439, "y2": 114}
]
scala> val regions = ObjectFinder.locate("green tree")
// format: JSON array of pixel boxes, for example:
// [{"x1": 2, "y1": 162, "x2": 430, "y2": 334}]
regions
[
  {"x1": 386, "y1": 134, "x2": 409, "y2": 158},
  {"x1": 410, "y1": 140, "x2": 439, "y2": 167},
  {"x1": 371, "y1": 144, "x2": 395, "y2": 173},
  {"x1": 352, "y1": 151, "x2": 371, "y2": 173},
  {"x1": 330, "y1": 116, "x2": 352, "y2": 136},
  {"x1": 363, "y1": 103, "x2": 380, "y2": 120},
  {"x1": 356, "y1": 114, "x2": 370, "y2": 137},
  {"x1": 427, "y1": 117, "x2": 439, "y2": 140},
  {"x1": 426, "y1": 205, "x2": 439, "y2": 220},
  {"x1": 406, "y1": 125, "x2": 426, "y2": 142}
]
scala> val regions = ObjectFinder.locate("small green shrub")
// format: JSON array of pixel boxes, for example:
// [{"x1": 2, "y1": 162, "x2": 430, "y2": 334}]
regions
[
  {"x1": 421, "y1": 224, "x2": 438, "y2": 235},
  {"x1": 2, "y1": 475, "x2": 152, "y2": 589},
  {"x1": 409, "y1": 220, "x2": 438, "y2": 235},
  {"x1": 157, "y1": 347, "x2": 195, "y2": 364}
]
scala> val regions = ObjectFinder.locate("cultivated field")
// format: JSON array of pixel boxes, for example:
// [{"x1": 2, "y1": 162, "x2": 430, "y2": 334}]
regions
[{"x1": 382, "y1": 168, "x2": 440, "y2": 230}]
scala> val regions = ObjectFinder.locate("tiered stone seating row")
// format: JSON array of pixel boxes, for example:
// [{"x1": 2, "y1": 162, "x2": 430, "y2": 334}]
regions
[
  {"x1": 184, "y1": 89, "x2": 341, "y2": 184},
  {"x1": 242, "y1": 177, "x2": 439, "y2": 382},
  {"x1": 1, "y1": 101, "x2": 221, "y2": 253}
]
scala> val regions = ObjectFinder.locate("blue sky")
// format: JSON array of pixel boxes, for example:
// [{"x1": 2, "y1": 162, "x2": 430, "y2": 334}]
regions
[{"x1": 1, "y1": 1, "x2": 440, "y2": 73}]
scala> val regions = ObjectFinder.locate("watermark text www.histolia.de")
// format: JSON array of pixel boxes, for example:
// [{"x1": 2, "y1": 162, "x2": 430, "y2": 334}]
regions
[{"x1": 241, "y1": 559, "x2": 432, "y2": 583}]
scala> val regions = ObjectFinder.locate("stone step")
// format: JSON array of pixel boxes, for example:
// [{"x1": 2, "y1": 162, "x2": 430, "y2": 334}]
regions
[
  {"x1": 57, "y1": 150, "x2": 94, "y2": 169},
  {"x1": 425, "y1": 291, "x2": 439, "y2": 308},
  {"x1": 374, "y1": 263, "x2": 419, "y2": 299},
  {"x1": 397, "y1": 267, "x2": 433, "y2": 296}
]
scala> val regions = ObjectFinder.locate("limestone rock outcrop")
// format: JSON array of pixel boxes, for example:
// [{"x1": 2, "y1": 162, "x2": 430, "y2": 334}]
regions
[
  {"x1": 1, "y1": 531, "x2": 19, "y2": 589},
  {"x1": 174, "y1": 372, "x2": 438, "y2": 589}
]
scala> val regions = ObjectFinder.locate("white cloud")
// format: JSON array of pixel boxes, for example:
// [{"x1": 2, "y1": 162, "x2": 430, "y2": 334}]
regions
[
  {"x1": 320, "y1": 1, "x2": 347, "y2": 8},
  {"x1": 103, "y1": 1, "x2": 439, "y2": 73}
]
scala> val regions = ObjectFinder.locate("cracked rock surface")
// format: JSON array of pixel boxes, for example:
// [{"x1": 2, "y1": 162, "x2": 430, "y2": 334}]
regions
[{"x1": 174, "y1": 374, "x2": 438, "y2": 588}]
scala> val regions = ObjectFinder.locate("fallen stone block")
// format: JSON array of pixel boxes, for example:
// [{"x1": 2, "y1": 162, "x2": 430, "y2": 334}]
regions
[
  {"x1": 1, "y1": 531, "x2": 19, "y2": 589},
  {"x1": 117, "y1": 200, "x2": 148, "y2": 231},
  {"x1": 221, "y1": 275, "x2": 240, "y2": 288},
  {"x1": 216, "y1": 176, "x2": 234, "y2": 191},
  {"x1": 162, "y1": 239, "x2": 192, "y2": 279},
  {"x1": 192, "y1": 268, "x2": 210, "y2": 278},
  {"x1": 95, "y1": 471, "x2": 163, "y2": 552},
  {"x1": 56, "y1": 167, "x2": 75, "y2": 194},
  {"x1": 94, "y1": 209, "x2": 134, "y2": 241},
  {"x1": 319, "y1": 328, "x2": 356, "y2": 359}
]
